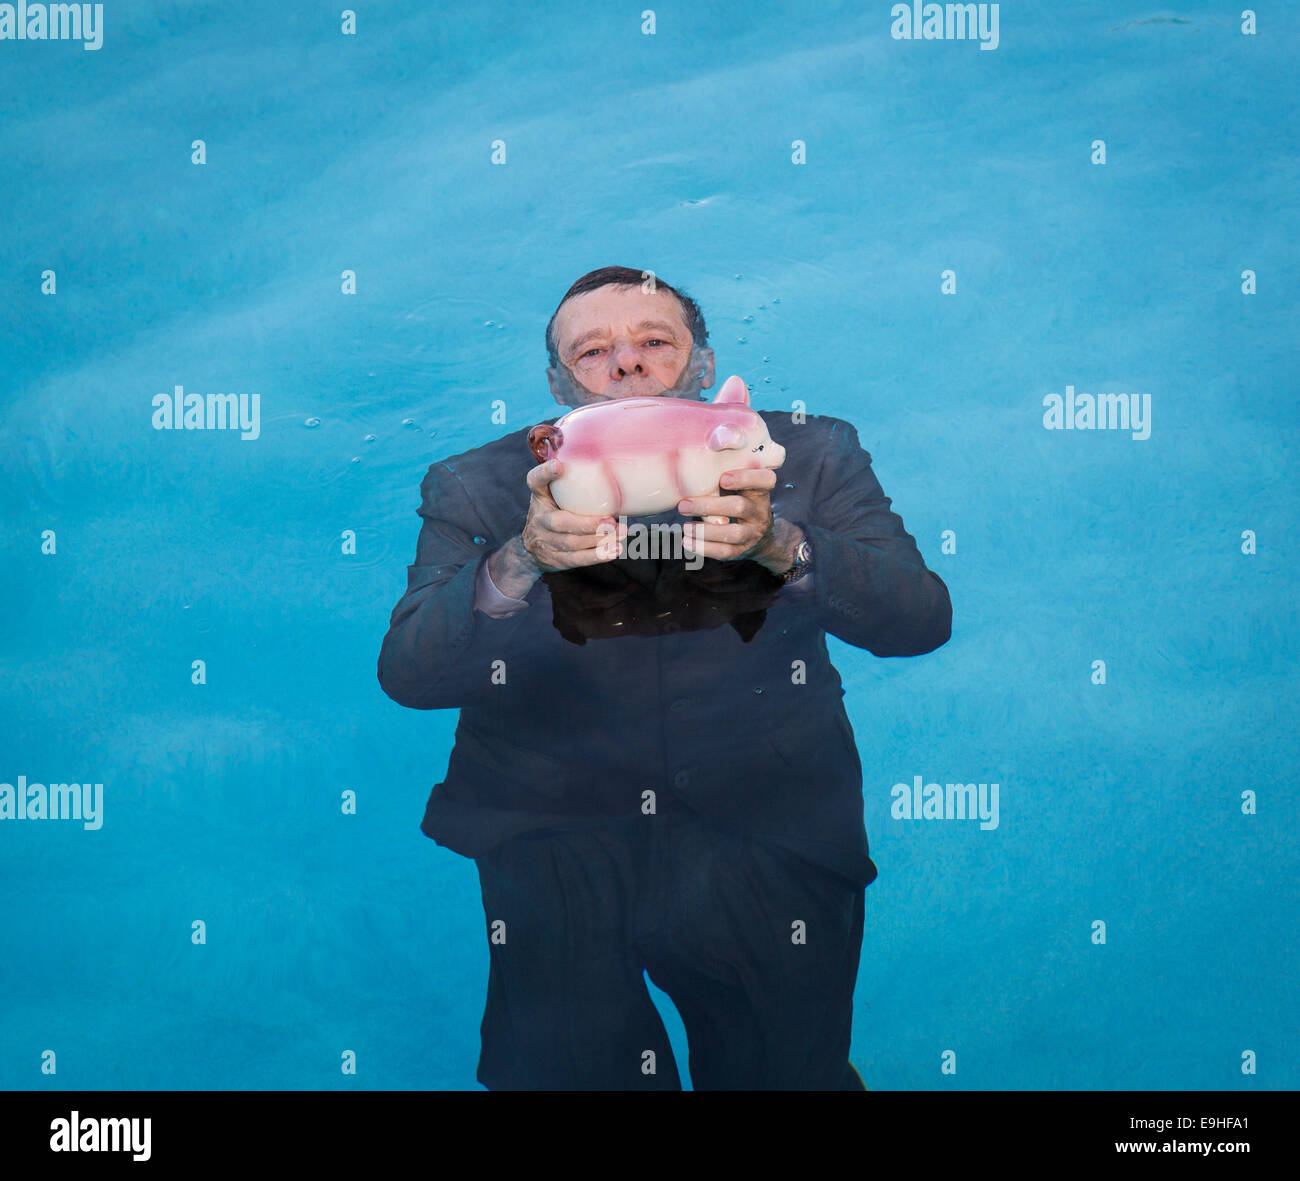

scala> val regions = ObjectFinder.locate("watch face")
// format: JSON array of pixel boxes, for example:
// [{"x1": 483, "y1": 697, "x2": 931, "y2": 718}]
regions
[{"x1": 795, "y1": 540, "x2": 812, "y2": 563}]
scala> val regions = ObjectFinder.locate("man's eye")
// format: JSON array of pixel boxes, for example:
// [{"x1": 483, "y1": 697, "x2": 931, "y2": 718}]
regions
[
  {"x1": 581, "y1": 348, "x2": 602, "y2": 358},
  {"x1": 645, "y1": 339, "x2": 665, "y2": 347}
]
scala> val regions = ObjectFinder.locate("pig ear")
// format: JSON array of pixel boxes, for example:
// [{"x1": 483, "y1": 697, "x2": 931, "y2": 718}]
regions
[
  {"x1": 712, "y1": 375, "x2": 750, "y2": 405},
  {"x1": 707, "y1": 423, "x2": 747, "y2": 452}
]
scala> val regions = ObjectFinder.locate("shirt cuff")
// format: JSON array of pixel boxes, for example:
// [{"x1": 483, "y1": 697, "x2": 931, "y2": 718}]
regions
[
  {"x1": 781, "y1": 568, "x2": 814, "y2": 594},
  {"x1": 474, "y1": 556, "x2": 531, "y2": 617}
]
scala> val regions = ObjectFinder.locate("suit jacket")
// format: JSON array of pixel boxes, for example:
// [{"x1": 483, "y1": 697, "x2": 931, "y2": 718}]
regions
[{"x1": 377, "y1": 409, "x2": 952, "y2": 886}]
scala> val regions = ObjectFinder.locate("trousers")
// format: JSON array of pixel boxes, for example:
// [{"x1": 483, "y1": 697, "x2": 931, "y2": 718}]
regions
[{"x1": 472, "y1": 798, "x2": 867, "y2": 1090}]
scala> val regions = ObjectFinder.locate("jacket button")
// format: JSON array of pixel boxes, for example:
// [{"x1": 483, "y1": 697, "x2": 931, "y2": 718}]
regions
[{"x1": 674, "y1": 770, "x2": 690, "y2": 788}]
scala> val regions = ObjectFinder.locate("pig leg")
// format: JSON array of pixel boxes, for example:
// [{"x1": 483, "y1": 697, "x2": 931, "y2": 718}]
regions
[
  {"x1": 675, "y1": 450, "x2": 731, "y2": 525},
  {"x1": 601, "y1": 462, "x2": 626, "y2": 518},
  {"x1": 552, "y1": 461, "x2": 621, "y2": 517}
]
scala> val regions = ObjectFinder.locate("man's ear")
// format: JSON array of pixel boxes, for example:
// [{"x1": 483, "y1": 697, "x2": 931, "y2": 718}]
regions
[
  {"x1": 696, "y1": 347, "x2": 716, "y2": 392},
  {"x1": 547, "y1": 366, "x2": 571, "y2": 408}
]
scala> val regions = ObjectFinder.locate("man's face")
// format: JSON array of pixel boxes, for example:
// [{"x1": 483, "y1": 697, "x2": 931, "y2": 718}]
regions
[{"x1": 548, "y1": 285, "x2": 714, "y2": 408}]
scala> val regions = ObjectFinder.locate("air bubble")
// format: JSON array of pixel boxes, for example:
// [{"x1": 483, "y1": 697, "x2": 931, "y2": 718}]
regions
[{"x1": 304, "y1": 417, "x2": 321, "y2": 428}]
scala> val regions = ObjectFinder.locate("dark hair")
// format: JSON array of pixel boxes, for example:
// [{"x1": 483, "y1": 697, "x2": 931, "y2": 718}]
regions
[{"x1": 545, "y1": 266, "x2": 709, "y2": 369}]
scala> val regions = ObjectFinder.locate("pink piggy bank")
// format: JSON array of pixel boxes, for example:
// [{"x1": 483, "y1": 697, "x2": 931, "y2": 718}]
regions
[{"x1": 526, "y1": 375, "x2": 786, "y2": 519}]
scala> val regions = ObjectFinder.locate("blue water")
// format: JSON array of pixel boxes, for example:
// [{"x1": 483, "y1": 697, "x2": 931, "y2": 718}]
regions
[{"x1": 1, "y1": 0, "x2": 1296, "y2": 1090}]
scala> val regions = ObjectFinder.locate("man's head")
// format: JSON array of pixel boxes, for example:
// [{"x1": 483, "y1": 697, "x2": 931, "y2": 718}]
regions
[{"x1": 545, "y1": 266, "x2": 715, "y2": 408}]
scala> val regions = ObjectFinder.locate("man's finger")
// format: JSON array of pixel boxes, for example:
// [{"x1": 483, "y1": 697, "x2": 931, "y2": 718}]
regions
[
  {"x1": 678, "y1": 493, "x2": 762, "y2": 520},
  {"x1": 525, "y1": 458, "x2": 565, "y2": 504},
  {"x1": 537, "y1": 525, "x2": 627, "y2": 566},
  {"x1": 538, "y1": 509, "x2": 623, "y2": 537},
  {"x1": 682, "y1": 520, "x2": 759, "y2": 548},
  {"x1": 718, "y1": 468, "x2": 777, "y2": 491},
  {"x1": 538, "y1": 521, "x2": 626, "y2": 550}
]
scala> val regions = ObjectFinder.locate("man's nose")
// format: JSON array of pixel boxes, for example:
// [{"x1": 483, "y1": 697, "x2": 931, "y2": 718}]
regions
[{"x1": 609, "y1": 340, "x2": 647, "y2": 377}]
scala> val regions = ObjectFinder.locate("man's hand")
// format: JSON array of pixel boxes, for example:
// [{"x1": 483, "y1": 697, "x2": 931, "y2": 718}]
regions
[
  {"x1": 487, "y1": 459, "x2": 627, "y2": 599},
  {"x1": 676, "y1": 468, "x2": 803, "y2": 575}
]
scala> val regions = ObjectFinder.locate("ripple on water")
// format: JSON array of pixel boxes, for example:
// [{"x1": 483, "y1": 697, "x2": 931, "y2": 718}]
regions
[
  {"x1": 318, "y1": 525, "x2": 404, "y2": 572},
  {"x1": 261, "y1": 406, "x2": 442, "y2": 490},
  {"x1": 382, "y1": 295, "x2": 532, "y2": 394}
]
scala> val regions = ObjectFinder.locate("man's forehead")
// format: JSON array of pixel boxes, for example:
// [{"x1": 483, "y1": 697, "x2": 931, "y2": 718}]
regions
[{"x1": 554, "y1": 286, "x2": 688, "y2": 347}]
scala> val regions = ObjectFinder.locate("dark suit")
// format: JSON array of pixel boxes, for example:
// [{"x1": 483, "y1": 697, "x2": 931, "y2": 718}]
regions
[
  {"x1": 378, "y1": 408, "x2": 951, "y2": 1088},
  {"x1": 378, "y1": 409, "x2": 951, "y2": 887}
]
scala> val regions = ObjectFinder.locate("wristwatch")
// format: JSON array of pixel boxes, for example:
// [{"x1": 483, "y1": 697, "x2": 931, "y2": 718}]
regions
[{"x1": 780, "y1": 537, "x2": 813, "y2": 584}]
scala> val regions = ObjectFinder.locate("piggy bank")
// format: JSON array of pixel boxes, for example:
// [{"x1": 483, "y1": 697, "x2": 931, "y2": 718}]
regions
[{"x1": 526, "y1": 375, "x2": 786, "y2": 519}]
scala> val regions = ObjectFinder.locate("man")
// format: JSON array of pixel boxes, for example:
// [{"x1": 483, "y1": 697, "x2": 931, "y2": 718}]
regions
[{"x1": 378, "y1": 266, "x2": 952, "y2": 1090}]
